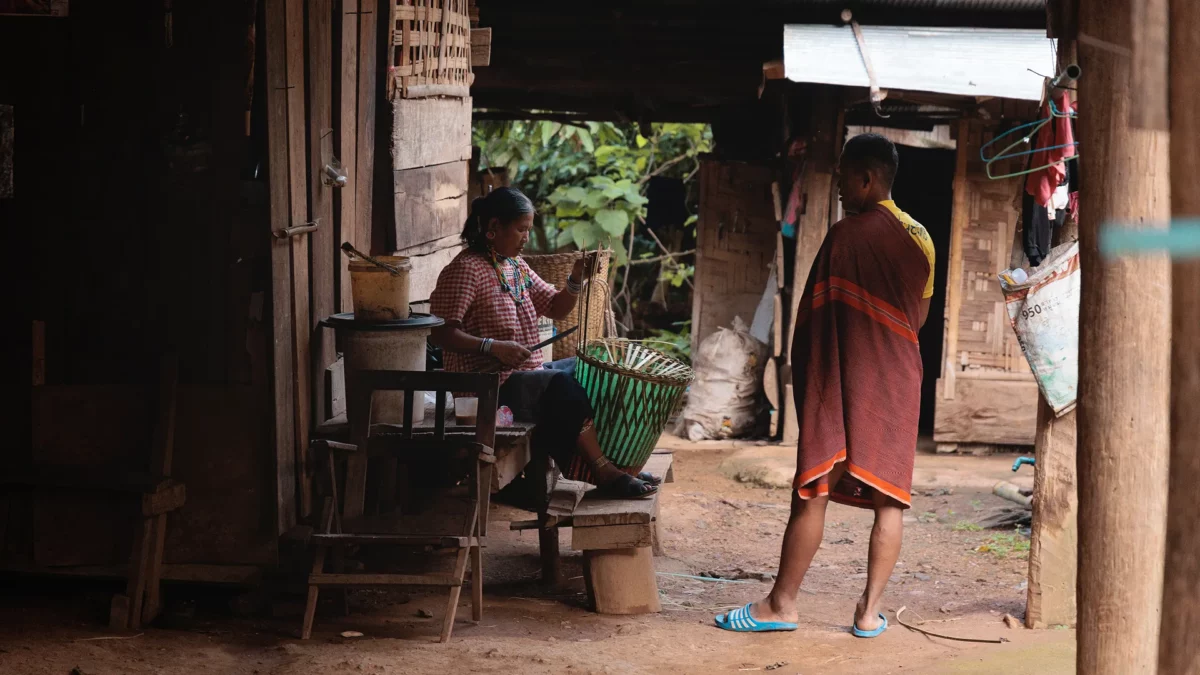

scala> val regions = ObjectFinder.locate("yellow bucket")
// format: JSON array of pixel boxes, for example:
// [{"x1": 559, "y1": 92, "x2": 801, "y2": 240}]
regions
[{"x1": 349, "y1": 256, "x2": 412, "y2": 321}]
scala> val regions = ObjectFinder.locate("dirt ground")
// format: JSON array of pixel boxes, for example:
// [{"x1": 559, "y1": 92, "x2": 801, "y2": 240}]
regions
[{"x1": 0, "y1": 440, "x2": 1075, "y2": 675}]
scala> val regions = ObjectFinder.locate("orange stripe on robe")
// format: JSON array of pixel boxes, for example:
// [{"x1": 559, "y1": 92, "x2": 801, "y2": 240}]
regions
[{"x1": 790, "y1": 204, "x2": 930, "y2": 509}]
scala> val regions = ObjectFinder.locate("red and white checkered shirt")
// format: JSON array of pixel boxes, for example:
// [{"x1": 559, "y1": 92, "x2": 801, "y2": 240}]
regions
[{"x1": 430, "y1": 250, "x2": 558, "y2": 385}]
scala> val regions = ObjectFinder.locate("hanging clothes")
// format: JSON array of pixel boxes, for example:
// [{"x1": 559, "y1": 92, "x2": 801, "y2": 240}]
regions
[{"x1": 1024, "y1": 93, "x2": 1076, "y2": 207}]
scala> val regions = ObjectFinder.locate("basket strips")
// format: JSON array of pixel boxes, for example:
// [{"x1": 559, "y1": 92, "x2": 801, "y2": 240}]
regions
[
  {"x1": 389, "y1": 0, "x2": 473, "y2": 99},
  {"x1": 574, "y1": 339, "x2": 693, "y2": 474}
]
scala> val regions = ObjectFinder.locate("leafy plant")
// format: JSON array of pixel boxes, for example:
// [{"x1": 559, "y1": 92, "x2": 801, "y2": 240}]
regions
[
  {"x1": 473, "y1": 119, "x2": 711, "y2": 347},
  {"x1": 646, "y1": 321, "x2": 692, "y2": 365},
  {"x1": 953, "y1": 521, "x2": 983, "y2": 532}
]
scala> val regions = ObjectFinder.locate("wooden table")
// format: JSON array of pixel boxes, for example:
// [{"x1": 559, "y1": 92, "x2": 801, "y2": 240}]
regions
[{"x1": 315, "y1": 414, "x2": 533, "y2": 494}]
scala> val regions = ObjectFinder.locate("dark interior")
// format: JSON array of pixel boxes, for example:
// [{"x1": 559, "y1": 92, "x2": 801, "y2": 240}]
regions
[{"x1": 890, "y1": 144, "x2": 956, "y2": 435}]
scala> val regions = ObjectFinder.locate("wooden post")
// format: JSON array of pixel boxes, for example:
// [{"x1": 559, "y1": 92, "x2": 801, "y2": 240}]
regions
[
  {"x1": 1159, "y1": 0, "x2": 1200, "y2": 670},
  {"x1": 1026, "y1": 39, "x2": 1079, "y2": 631},
  {"x1": 1076, "y1": 0, "x2": 1172, "y2": 671},
  {"x1": 265, "y1": 0, "x2": 298, "y2": 535},
  {"x1": 338, "y1": 0, "x2": 359, "y2": 312},
  {"x1": 309, "y1": 0, "x2": 337, "y2": 509},
  {"x1": 785, "y1": 88, "x2": 836, "y2": 360},
  {"x1": 1025, "y1": 398, "x2": 1077, "y2": 628},
  {"x1": 941, "y1": 118, "x2": 970, "y2": 400}
]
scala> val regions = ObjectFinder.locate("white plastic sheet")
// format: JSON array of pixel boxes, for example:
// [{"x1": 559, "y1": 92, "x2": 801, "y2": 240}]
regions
[{"x1": 999, "y1": 241, "x2": 1080, "y2": 416}]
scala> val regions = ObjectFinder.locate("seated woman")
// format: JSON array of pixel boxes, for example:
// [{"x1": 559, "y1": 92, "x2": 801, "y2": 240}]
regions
[{"x1": 429, "y1": 187, "x2": 658, "y2": 499}]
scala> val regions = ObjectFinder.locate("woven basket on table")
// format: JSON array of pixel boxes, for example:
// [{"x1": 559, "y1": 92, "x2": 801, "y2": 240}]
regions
[
  {"x1": 574, "y1": 339, "x2": 694, "y2": 474},
  {"x1": 523, "y1": 251, "x2": 613, "y2": 361}
]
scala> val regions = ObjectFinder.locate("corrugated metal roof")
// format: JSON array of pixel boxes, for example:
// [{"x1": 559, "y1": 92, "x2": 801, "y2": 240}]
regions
[{"x1": 784, "y1": 24, "x2": 1054, "y2": 100}]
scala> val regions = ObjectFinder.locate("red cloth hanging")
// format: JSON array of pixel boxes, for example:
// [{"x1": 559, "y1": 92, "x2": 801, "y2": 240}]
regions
[{"x1": 1024, "y1": 93, "x2": 1076, "y2": 207}]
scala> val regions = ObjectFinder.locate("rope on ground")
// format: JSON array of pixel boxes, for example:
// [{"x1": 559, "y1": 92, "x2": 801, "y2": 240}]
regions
[{"x1": 895, "y1": 606, "x2": 1009, "y2": 644}]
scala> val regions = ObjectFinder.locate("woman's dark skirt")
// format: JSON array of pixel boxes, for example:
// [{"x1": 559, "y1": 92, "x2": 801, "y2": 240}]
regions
[{"x1": 498, "y1": 358, "x2": 595, "y2": 482}]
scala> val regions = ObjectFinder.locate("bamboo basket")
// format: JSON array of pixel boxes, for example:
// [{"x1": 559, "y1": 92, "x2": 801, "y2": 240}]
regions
[
  {"x1": 574, "y1": 338, "x2": 694, "y2": 474},
  {"x1": 523, "y1": 251, "x2": 612, "y2": 361}
]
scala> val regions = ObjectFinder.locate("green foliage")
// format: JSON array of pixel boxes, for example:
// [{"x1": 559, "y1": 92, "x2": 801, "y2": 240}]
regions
[
  {"x1": 646, "y1": 321, "x2": 692, "y2": 365},
  {"x1": 473, "y1": 120, "x2": 711, "y2": 259},
  {"x1": 973, "y1": 529, "x2": 1031, "y2": 559},
  {"x1": 953, "y1": 521, "x2": 983, "y2": 532}
]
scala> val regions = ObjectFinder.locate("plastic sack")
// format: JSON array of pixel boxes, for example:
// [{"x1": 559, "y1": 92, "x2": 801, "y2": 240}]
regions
[
  {"x1": 999, "y1": 241, "x2": 1080, "y2": 416},
  {"x1": 678, "y1": 316, "x2": 768, "y2": 440}
]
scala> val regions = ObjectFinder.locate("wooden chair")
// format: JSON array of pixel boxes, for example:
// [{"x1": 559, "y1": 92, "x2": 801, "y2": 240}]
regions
[{"x1": 302, "y1": 370, "x2": 499, "y2": 642}]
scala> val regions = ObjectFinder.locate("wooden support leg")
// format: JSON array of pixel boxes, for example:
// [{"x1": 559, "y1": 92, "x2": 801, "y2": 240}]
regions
[
  {"x1": 470, "y1": 545, "x2": 483, "y2": 623},
  {"x1": 331, "y1": 544, "x2": 349, "y2": 616},
  {"x1": 440, "y1": 549, "x2": 469, "y2": 643},
  {"x1": 583, "y1": 547, "x2": 661, "y2": 615},
  {"x1": 301, "y1": 547, "x2": 328, "y2": 640},
  {"x1": 531, "y1": 450, "x2": 560, "y2": 586},
  {"x1": 141, "y1": 514, "x2": 169, "y2": 625},
  {"x1": 123, "y1": 518, "x2": 155, "y2": 630}
]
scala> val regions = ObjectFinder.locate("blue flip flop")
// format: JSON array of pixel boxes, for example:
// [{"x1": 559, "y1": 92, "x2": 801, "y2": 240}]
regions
[
  {"x1": 714, "y1": 603, "x2": 798, "y2": 633},
  {"x1": 851, "y1": 613, "x2": 889, "y2": 638}
]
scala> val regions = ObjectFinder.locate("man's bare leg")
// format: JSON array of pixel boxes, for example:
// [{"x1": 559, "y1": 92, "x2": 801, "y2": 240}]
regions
[
  {"x1": 749, "y1": 462, "x2": 847, "y2": 623},
  {"x1": 854, "y1": 488, "x2": 904, "y2": 631}
]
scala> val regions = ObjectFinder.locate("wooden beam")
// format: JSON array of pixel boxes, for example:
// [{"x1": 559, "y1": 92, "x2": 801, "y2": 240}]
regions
[
  {"x1": 786, "y1": 88, "x2": 837, "y2": 360},
  {"x1": 1160, "y1": 0, "x2": 1200, "y2": 670},
  {"x1": 470, "y1": 26, "x2": 491, "y2": 67},
  {"x1": 284, "y1": 0, "x2": 312, "y2": 523},
  {"x1": 1025, "y1": 398, "x2": 1077, "y2": 628},
  {"x1": 265, "y1": 0, "x2": 298, "y2": 535},
  {"x1": 338, "y1": 0, "x2": 359, "y2": 312},
  {"x1": 309, "y1": 0, "x2": 337, "y2": 517},
  {"x1": 355, "y1": 0, "x2": 378, "y2": 255},
  {"x1": 941, "y1": 118, "x2": 970, "y2": 400},
  {"x1": 1076, "y1": 0, "x2": 1171, "y2": 670}
]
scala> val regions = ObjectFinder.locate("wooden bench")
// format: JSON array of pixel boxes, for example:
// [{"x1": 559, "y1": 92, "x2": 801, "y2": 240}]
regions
[{"x1": 514, "y1": 452, "x2": 674, "y2": 614}]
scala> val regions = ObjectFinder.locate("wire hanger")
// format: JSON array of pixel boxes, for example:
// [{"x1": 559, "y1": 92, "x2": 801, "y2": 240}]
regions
[{"x1": 980, "y1": 65, "x2": 1080, "y2": 179}]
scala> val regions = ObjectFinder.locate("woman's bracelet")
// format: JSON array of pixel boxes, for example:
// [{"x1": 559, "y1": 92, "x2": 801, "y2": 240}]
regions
[
  {"x1": 479, "y1": 338, "x2": 494, "y2": 354},
  {"x1": 566, "y1": 275, "x2": 582, "y2": 295}
]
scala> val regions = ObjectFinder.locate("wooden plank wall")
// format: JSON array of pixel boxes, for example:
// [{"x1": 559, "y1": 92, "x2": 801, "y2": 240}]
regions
[
  {"x1": 691, "y1": 159, "x2": 778, "y2": 350},
  {"x1": 933, "y1": 121, "x2": 1039, "y2": 447},
  {"x1": 389, "y1": 85, "x2": 473, "y2": 301}
]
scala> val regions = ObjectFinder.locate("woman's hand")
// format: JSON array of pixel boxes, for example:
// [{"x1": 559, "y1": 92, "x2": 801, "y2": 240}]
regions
[
  {"x1": 491, "y1": 340, "x2": 532, "y2": 368},
  {"x1": 570, "y1": 252, "x2": 597, "y2": 284}
]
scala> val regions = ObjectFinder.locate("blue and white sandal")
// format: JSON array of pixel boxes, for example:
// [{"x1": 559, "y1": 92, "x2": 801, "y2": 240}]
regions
[
  {"x1": 714, "y1": 603, "x2": 798, "y2": 633},
  {"x1": 851, "y1": 613, "x2": 889, "y2": 638}
]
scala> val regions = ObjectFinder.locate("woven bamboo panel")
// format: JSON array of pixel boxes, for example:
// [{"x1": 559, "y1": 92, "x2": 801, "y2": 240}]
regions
[
  {"x1": 389, "y1": 0, "x2": 473, "y2": 99},
  {"x1": 953, "y1": 152, "x2": 1031, "y2": 378}
]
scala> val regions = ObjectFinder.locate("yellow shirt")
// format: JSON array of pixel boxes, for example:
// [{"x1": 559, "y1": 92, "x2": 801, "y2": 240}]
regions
[{"x1": 879, "y1": 200, "x2": 935, "y2": 299}]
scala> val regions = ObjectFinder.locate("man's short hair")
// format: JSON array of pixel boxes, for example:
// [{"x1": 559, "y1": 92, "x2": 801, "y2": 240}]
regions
[{"x1": 841, "y1": 133, "x2": 900, "y2": 188}]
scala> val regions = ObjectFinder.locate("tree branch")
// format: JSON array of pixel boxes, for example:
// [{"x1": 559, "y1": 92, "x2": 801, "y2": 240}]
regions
[{"x1": 628, "y1": 250, "x2": 696, "y2": 265}]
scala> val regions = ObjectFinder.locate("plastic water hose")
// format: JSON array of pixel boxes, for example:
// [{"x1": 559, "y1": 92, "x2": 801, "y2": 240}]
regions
[{"x1": 1012, "y1": 457, "x2": 1035, "y2": 472}]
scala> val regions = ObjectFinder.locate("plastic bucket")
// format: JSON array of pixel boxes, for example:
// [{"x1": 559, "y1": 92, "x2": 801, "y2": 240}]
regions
[
  {"x1": 349, "y1": 256, "x2": 412, "y2": 321},
  {"x1": 343, "y1": 327, "x2": 430, "y2": 425}
]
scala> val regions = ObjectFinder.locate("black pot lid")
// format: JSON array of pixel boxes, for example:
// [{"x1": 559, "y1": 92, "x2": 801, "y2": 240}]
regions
[{"x1": 319, "y1": 312, "x2": 445, "y2": 331}]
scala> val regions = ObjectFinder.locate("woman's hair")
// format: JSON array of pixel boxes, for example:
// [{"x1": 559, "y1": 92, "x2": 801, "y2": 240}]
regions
[{"x1": 461, "y1": 186, "x2": 535, "y2": 252}]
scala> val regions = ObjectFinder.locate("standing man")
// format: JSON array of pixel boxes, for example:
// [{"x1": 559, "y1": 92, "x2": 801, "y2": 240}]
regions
[{"x1": 716, "y1": 133, "x2": 934, "y2": 636}]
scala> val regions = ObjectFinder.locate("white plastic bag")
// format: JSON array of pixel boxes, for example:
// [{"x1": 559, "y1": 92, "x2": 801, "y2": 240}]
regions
[
  {"x1": 999, "y1": 241, "x2": 1080, "y2": 416},
  {"x1": 679, "y1": 316, "x2": 768, "y2": 440}
]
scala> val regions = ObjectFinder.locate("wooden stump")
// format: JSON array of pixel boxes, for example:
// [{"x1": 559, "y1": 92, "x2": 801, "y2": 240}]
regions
[{"x1": 583, "y1": 547, "x2": 661, "y2": 615}]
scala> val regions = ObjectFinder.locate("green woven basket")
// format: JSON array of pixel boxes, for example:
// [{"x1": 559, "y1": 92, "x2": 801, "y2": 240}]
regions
[{"x1": 574, "y1": 339, "x2": 694, "y2": 474}]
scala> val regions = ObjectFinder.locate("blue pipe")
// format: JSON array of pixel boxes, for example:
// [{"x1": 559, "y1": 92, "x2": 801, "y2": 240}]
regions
[{"x1": 1012, "y1": 457, "x2": 1035, "y2": 472}]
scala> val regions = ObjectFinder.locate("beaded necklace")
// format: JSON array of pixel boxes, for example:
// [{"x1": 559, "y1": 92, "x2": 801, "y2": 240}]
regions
[{"x1": 489, "y1": 250, "x2": 532, "y2": 304}]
